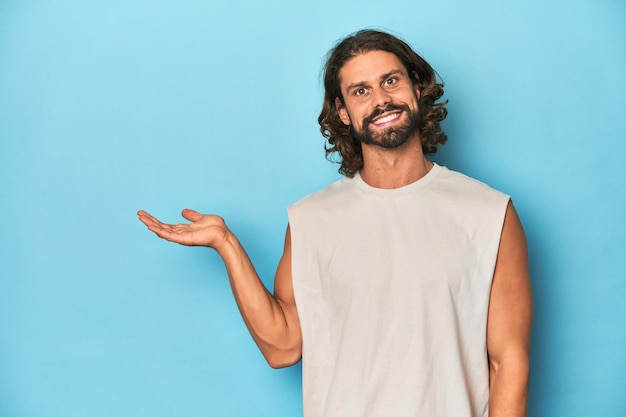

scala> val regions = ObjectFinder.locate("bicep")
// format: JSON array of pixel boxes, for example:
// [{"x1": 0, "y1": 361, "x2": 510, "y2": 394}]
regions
[
  {"x1": 487, "y1": 202, "x2": 533, "y2": 365},
  {"x1": 273, "y1": 225, "x2": 301, "y2": 331}
]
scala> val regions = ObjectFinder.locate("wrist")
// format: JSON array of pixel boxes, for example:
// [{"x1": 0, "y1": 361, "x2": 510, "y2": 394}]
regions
[{"x1": 214, "y1": 228, "x2": 239, "y2": 257}]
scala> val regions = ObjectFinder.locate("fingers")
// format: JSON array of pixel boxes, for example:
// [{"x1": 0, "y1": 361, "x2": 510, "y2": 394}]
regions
[
  {"x1": 137, "y1": 210, "x2": 169, "y2": 234},
  {"x1": 137, "y1": 209, "x2": 230, "y2": 248},
  {"x1": 139, "y1": 220, "x2": 186, "y2": 245},
  {"x1": 138, "y1": 209, "x2": 196, "y2": 227},
  {"x1": 181, "y1": 208, "x2": 202, "y2": 222},
  {"x1": 137, "y1": 209, "x2": 199, "y2": 245},
  {"x1": 137, "y1": 210, "x2": 160, "y2": 228},
  {"x1": 139, "y1": 209, "x2": 202, "y2": 224}
]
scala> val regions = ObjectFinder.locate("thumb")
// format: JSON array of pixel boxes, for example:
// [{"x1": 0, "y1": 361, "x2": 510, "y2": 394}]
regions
[{"x1": 181, "y1": 208, "x2": 203, "y2": 222}]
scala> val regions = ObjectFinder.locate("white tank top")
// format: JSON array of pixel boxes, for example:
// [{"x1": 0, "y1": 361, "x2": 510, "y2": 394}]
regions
[{"x1": 288, "y1": 164, "x2": 510, "y2": 417}]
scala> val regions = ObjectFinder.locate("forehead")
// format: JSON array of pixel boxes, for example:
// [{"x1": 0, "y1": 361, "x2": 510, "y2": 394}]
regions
[{"x1": 338, "y1": 50, "x2": 408, "y2": 90}]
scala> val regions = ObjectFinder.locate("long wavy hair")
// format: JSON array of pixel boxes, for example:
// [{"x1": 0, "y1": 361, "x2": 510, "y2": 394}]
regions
[{"x1": 319, "y1": 30, "x2": 448, "y2": 177}]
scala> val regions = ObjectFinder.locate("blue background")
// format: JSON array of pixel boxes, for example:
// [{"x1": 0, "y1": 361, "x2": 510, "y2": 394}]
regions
[{"x1": 1, "y1": 1, "x2": 625, "y2": 416}]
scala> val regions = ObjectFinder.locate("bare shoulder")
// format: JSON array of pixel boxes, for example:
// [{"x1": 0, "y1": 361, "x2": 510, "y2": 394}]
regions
[{"x1": 500, "y1": 202, "x2": 528, "y2": 258}]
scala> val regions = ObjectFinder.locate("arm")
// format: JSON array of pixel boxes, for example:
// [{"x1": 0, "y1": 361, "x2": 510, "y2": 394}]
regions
[
  {"x1": 137, "y1": 209, "x2": 302, "y2": 368},
  {"x1": 487, "y1": 202, "x2": 533, "y2": 417}
]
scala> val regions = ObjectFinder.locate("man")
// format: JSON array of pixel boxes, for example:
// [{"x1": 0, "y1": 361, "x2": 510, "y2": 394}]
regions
[{"x1": 138, "y1": 30, "x2": 532, "y2": 417}]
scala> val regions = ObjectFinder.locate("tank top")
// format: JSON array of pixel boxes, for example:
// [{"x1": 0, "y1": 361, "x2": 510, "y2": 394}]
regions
[{"x1": 287, "y1": 163, "x2": 510, "y2": 417}]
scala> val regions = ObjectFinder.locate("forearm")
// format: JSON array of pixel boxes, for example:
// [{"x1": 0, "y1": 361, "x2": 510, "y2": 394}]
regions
[
  {"x1": 216, "y1": 231, "x2": 301, "y2": 368},
  {"x1": 489, "y1": 354, "x2": 530, "y2": 417}
]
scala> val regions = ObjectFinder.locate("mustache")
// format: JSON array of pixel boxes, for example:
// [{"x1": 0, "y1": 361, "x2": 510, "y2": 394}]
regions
[{"x1": 363, "y1": 103, "x2": 410, "y2": 126}]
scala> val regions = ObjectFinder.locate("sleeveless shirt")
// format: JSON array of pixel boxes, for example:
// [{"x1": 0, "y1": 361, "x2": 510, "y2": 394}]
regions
[{"x1": 287, "y1": 163, "x2": 510, "y2": 417}]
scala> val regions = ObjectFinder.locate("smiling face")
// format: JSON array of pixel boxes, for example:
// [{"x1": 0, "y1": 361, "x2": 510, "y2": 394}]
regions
[{"x1": 336, "y1": 50, "x2": 422, "y2": 149}]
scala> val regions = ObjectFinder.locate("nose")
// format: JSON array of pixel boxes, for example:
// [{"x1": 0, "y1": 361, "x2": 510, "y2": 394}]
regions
[{"x1": 371, "y1": 86, "x2": 391, "y2": 108}]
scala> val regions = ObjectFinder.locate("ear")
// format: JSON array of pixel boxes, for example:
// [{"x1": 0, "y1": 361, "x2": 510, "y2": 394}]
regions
[{"x1": 335, "y1": 97, "x2": 351, "y2": 126}]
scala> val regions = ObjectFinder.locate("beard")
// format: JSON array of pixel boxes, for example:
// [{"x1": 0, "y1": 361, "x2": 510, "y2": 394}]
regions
[{"x1": 352, "y1": 103, "x2": 422, "y2": 149}]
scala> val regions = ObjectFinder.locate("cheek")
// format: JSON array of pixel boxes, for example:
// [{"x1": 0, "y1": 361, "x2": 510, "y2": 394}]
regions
[{"x1": 349, "y1": 103, "x2": 369, "y2": 122}]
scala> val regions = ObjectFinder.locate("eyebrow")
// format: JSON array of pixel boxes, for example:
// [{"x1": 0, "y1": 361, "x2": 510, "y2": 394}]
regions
[{"x1": 345, "y1": 69, "x2": 406, "y2": 95}]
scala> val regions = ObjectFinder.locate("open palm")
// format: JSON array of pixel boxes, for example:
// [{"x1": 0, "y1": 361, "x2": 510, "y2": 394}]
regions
[{"x1": 137, "y1": 209, "x2": 229, "y2": 249}]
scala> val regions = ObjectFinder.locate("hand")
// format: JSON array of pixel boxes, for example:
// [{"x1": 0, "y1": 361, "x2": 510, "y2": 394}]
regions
[{"x1": 137, "y1": 209, "x2": 230, "y2": 249}]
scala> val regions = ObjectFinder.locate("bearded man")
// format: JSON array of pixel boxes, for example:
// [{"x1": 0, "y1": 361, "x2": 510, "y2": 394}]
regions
[{"x1": 138, "y1": 29, "x2": 532, "y2": 417}]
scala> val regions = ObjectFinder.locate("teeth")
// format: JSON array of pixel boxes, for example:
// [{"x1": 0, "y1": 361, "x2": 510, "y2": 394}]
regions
[{"x1": 373, "y1": 112, "x2": 400, "y2": 125}]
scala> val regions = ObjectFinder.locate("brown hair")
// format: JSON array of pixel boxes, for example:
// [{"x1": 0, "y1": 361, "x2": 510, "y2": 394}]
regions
[{"x1": 319, "y1": 29, "x2": 448, "y2": 177}]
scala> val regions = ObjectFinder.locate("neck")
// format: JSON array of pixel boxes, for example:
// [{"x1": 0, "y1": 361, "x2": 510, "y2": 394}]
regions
[{"x1": 359, "y1": 135, "x2": 433, "y2": 189}]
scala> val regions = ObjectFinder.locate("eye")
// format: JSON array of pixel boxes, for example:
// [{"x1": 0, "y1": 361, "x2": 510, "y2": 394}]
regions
[
  {"x1": 354, "y1": 87, "x2": 367, "y2": 96},
  {"x1": 384, "y1": 77, "x2": 398, "y2": 86}
]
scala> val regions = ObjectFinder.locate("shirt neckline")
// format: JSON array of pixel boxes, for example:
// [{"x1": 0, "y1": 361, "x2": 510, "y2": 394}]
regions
[{"x1": 352, "y1": 162, "x2": 443, "y2": 197}]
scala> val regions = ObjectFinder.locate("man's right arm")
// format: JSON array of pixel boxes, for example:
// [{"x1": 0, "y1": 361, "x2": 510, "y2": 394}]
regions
[{"x1": 137, "y1": 209, "x2": 302, "y2": 368}]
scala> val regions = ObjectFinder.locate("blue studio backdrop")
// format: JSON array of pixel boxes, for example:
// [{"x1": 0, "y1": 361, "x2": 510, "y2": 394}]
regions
[{"x1": 1, "y1": 1, "x2": 625, "y2": 416}]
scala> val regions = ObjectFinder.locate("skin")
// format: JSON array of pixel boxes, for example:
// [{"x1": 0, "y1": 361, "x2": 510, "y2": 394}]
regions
[
  {"x1": 487, "y1": 204, "x2": 533, "y2": 417},
  {"x1": 136, "y1": 209, "x2": 301, "y2": 368},
  {"x1": 138, "y1": 49, "x2": 532, "y2": 416},
  {"x1": 336, "y1": 50, "x2": 432, "y2": 188},
  {"x1": 336, "y1": 51, "x2": 532, "y2": 416}
]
